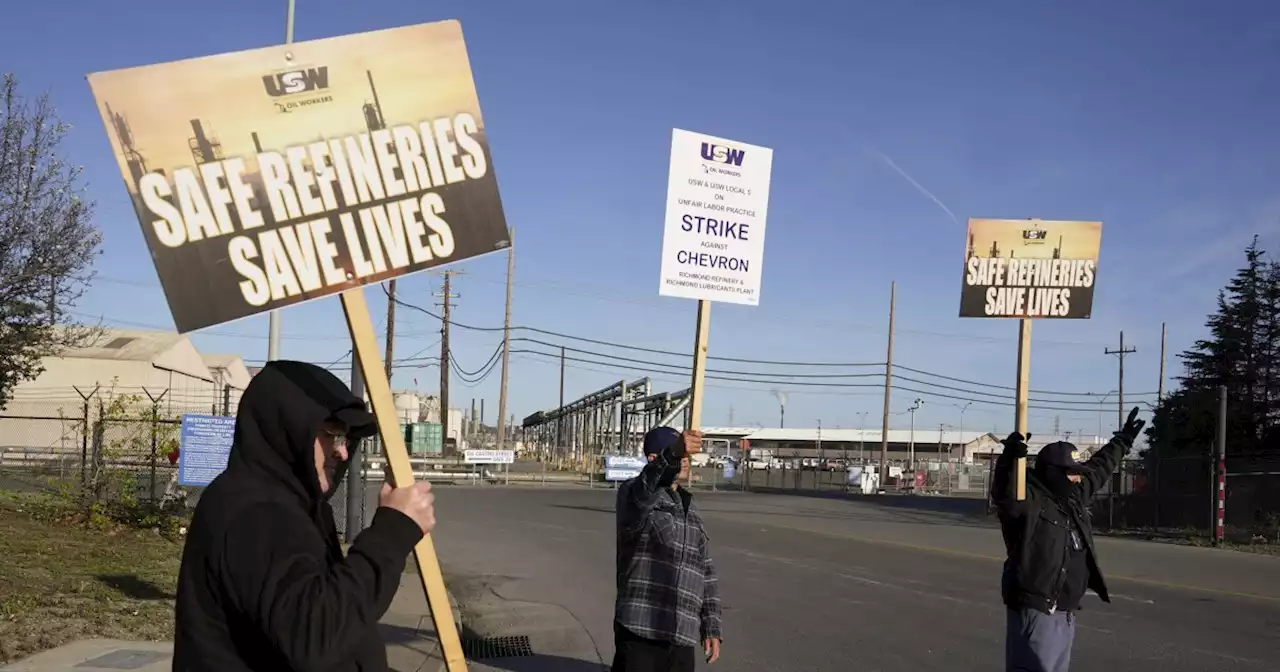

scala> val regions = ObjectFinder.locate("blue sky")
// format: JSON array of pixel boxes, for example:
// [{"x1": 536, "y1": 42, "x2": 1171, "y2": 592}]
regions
[{"x1": 4, "y1": 0, "x2": 1278, "y2": 436}]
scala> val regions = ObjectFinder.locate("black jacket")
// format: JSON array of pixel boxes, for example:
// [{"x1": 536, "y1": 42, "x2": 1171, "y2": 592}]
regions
[
  {"x1": 990, "y1": 435, "x2": 1130, "y2": 614},
  {"x1": 173, "y1": 361, "x2": 423, "y2": 672}
]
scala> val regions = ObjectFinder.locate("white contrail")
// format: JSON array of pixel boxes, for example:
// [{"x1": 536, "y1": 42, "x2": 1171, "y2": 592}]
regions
[{"x1": 869, "y1": 149, "x2": 962, "y2": 226}]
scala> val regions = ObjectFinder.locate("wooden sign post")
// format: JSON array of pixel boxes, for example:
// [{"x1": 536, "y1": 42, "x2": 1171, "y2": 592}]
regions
[
  {"x1": 342, "y1": 288, "x2": 467, "y2": 671},
  {"x1": 688, "y1": 299, "x2": 712, "y2": 431},
  {"x1": 958, "y1": 219, "x2": 1105, "y2": 502},
  {"x1": 1014, "y1": 318, "x2": 1031, "y2": 500}
]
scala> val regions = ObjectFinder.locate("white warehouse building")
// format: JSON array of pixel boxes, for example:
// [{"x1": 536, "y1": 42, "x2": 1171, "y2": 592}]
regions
[{"x1": 0, "y1": 329, "x2": 252, "y2": 456}]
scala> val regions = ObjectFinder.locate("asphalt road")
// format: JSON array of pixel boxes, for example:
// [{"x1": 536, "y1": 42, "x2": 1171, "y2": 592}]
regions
[{"x1": 376, "y1": 485, "x2": 1280, "y2": 671}]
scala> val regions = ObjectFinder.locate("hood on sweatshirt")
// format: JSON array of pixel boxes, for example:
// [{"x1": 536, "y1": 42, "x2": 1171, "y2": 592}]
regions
[{"x1": 224, "y1": 360, "x2": 377, "y2": 506}]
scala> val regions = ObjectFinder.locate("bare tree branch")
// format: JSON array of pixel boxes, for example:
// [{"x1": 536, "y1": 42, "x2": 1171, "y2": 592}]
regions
[{"x1": 0, "y1": 73, "x2": 103, "y2": 408}]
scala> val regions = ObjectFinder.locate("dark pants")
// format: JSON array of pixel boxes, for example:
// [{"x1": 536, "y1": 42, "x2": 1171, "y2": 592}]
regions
[
  {"x1": 612, "y1": 622, "x2": 696, "y2": 672},
  {"x1": 1006, "y1": 608, "x2": 1075, "y2": 672}
]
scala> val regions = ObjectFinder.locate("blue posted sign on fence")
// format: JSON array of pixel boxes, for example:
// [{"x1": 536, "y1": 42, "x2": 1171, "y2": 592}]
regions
[{"x1": 178, "y1": 414, "x2": 236, "y2": 487}]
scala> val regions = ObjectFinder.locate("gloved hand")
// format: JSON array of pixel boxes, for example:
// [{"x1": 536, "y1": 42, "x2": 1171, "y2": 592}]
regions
[
  {"x1": 1115, "y1": 407, "x2": 1146, "y2": 444},
  {"x1": 1001, "y1": 431, "x2": 1030, "y2": 459}
]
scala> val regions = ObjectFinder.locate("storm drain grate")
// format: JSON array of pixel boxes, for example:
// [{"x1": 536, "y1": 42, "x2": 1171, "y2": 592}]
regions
[{"x1": 462, "y1": 634, "x2": 535, "y2": 659}]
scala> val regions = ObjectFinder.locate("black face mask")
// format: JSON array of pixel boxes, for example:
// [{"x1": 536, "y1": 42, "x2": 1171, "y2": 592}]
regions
[
  {"x1": 319, "y1": 437, "x2": 357, "y2": 501},
  {"x1": 1040, "y1": 464, "x2": 1077, "y2": 500}
]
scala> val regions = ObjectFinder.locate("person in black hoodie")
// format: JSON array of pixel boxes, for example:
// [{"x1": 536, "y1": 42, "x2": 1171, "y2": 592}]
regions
[
  {"x1": 991, "y1": 406, "x2": 1145, "y2": 672},
  {"x1": 173, "y1": 360, "x2": 435, "y2": 672}
]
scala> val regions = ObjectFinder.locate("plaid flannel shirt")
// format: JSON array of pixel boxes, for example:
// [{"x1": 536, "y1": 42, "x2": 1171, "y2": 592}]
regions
[{"x1": 614, "y1": 448, "x2": 723, "y2": 647}]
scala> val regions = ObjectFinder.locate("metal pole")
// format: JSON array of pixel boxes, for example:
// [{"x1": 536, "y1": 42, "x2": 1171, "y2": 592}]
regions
[
  {"x1": 909, "y1": 408, "x2": 916, "y2": 471},
  {"x1": 1118, "y1": 331, "x2": 1126, "y2": 430},
  {"x1": 1158, "y1": 323, "x2": 1166, "y2": 404},
  {"x1": 346, "y1": 353, "x2": 365, "y2": 539},
  {"x1": 879, "y1": 281, "x2": 896, "y2": 488},
  {"x1": 496, "y1": 228, "x2": 514, "y2": 452},
  {"x1": 557, "y1": 346, "x2": 565, "y2": 458},
  {"x1": 268, "y1": 0, "x2": 295, "y2": 362},
  {"x1": 1215, "y1": 385, "x2": 1227, "y2": 547},
  {"x1": 815, "y1": 420, "x2": 822, "y2": 491}
]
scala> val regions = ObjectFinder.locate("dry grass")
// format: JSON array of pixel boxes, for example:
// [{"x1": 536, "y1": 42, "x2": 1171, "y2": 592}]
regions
[
  {"x1": 0, "y1": 491, "x2": 183, "y2": 664},
  {"x1": 1100, "y1": 526, "x2": 1280, "y2": 556}
]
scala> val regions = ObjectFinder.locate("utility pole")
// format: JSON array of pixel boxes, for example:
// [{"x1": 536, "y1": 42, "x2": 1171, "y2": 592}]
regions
[
  {"x1": 1158, "y1": 322, "x2": 1167, "y2": 406},
  {"x1": 1105, "y1": 330, "x2": 1137, "y2": 430},
  {"x1": 907, "y1": 397, "x2": 923, "y2": 471},
  {"x1": 384, "y1": 280, "x2": 396, "y2": 383},
  {"x1": 435, "y1": 271, "x2": 460, "y2": 453},
  {"x1": 557, "y1": 346, "x2": 566, "y2": 457},
  {"x1": 496, "y1": 228, "x2": 515, "y2": 452},
  {"x1": 470, "y1": 398, "x2": 477, "y2": 441},
  {"x1": 879, "y1": 281, "x2": 897, "y2": 486},
  {"x1": 1214, "y1": 384, "x2": 1227, "y2": 547}
]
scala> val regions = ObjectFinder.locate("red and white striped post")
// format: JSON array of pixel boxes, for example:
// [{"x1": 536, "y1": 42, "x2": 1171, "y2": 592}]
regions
[
  {"x1": 1214, "y1": 385, "x2": 1227, "y2": 547},
  {"x1": 1215, "y1": 457, "x2": 1226, "y2": 546}
]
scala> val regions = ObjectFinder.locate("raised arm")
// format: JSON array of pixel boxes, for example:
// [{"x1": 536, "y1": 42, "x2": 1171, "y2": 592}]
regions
[
  {"x1": 1077, "y1": 407, "x2": 1146, "y2": 503},
  {"x1": 617, "y1": 429, "x2": 700, "y2": 532},
  {"x1": 990, "y1": 432, "x2": 1030, "y2": 518},
  {"x1": 617, "y1": 444, "x2": 684, "y2": 533}
]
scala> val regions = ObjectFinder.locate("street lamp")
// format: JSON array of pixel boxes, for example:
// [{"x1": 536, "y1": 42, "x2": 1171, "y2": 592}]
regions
[
  {"x1": 1091, "y1": 390, "x2": 1117, "y2": 449},
  {"x1": 816, "y1": 419, "x2": 823, "y2": 464},
  {"x1": 908, "y1": 398, "x2": 924, "y2": 470},
  {"x1": 855, "y1": 411, "x2": 870, "y2": 465},
  {"x1": 952, "y1": 401, "x2": 972, "y2": 460}
]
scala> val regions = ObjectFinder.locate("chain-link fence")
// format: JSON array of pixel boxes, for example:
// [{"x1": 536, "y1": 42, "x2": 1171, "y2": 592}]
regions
[
  {"x1": 0, "y1": 389, "x2": 227, "y2": 517},
  {"x1": 676, "y1": 458, "x2": 991, "y2": 498},
  {"x1": 1090, "y1": 454, "x2": 1280, "y2": 543}
]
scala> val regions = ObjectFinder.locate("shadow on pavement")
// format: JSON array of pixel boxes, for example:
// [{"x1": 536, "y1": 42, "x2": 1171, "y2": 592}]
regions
[
  {"x1": 735, "y1": 487, "x2": 993, "y2": 521},
  {"x1": 549, "y1": 494, "x2": 995, "y2": 529},
  {"x1": 96, "y1": 573, "x2": 174, "y2": 600},
  {"x1": 549, "y1": 504, "x2": 614, "y2": 515}
]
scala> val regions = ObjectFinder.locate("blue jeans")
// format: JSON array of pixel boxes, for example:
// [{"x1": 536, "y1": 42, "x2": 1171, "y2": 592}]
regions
[{"x1": 1006, "y1": 608, "x2": 1075, "y2": 672}]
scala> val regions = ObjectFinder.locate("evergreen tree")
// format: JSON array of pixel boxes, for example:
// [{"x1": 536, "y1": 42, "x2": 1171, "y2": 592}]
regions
[{"x1": 1147, "y1": 238, "x2": 1279, "y2": 460}]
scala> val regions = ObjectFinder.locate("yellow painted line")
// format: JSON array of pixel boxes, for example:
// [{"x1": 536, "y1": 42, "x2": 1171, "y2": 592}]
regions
[{"x1": 750, "y1": 521, "x2": 1280, "y2": 604}]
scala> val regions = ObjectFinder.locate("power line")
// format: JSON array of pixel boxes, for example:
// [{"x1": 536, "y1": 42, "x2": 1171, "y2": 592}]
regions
[
  {"x1": 449, "y1": 355, "x2": 500, "y2": 387},
  {"x1": 386, "y1": 290, "x2": 1160, "y2": 400},
  {"x1": 96, "y1": 272, "x2": 1114, "y2": 349},
  {"x1": 893, "y1": 364, "x2": 1158, "y2": 398},
  {"x1": 510, "y1": 337, "x2": 883, "y2": 379},
  {"x1": 383, "y1": 287, "x2": 882, "y2": 367},
  {"x1": 449, "y1": 343, "x2": 504, "y2": 380},
  {"x1": 507, "y1": 346, "x2": 1138, "y2": 414}
]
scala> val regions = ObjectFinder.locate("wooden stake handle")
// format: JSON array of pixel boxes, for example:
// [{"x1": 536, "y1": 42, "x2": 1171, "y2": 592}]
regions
[
  {"x1": 1014, "y1": 319, "x2": 1032, "y2": 502},
  {"x1": 341, "y1": 288, "x2": 468, "y2": 672}
]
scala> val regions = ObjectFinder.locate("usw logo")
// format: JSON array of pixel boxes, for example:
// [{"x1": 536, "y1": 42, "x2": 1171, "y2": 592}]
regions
[
  {"x1": 700, "y1": 142, "x2": 746, "y2": 166},
  {"x1": 262, "y1": 67, "x2": 330, "y2": 97}
]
